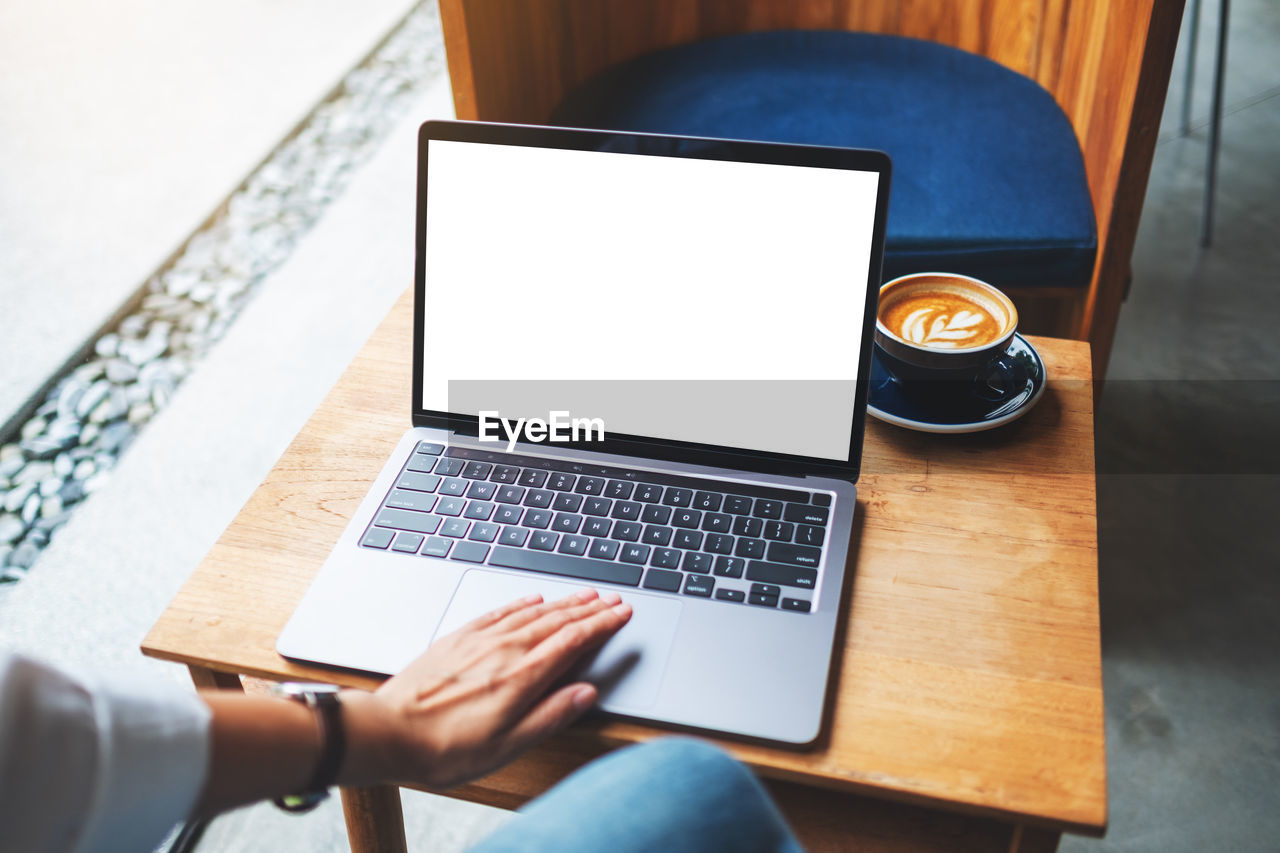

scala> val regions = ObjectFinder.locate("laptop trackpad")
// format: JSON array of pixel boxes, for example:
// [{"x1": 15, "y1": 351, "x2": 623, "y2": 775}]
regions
[{"x1": 433, "y1": 569, "x2": 682, "y2": 712}]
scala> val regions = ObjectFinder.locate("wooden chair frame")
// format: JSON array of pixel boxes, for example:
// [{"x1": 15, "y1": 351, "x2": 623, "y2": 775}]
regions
[{"x1": 438, "y1": 0, "x2": 1184, "y2": 378}]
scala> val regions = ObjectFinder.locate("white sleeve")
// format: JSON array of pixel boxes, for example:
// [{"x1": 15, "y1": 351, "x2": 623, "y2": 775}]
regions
[{"x1": 0, "y1": 653, "x2": 212, "y2": 853}]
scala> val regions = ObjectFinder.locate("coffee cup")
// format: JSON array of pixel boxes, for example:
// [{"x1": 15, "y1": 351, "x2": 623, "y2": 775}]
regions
[{"x1": 874, "y1": 272, "x2": 1027, "y2": 402}]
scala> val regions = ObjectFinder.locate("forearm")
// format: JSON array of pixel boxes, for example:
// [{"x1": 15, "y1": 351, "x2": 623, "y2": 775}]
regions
[{"x1": 194, "y1": 689, "x2": 398, "y2": 816}]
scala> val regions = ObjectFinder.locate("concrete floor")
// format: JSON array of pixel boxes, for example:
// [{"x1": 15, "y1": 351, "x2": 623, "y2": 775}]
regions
[{"x1": 1, "y1": 0, "x2": 1276, "y2": 850}]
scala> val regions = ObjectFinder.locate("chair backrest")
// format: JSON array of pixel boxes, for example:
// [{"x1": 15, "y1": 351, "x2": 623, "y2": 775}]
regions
[{"x1": 439, "y1": 0, "x2": 1184, "y2": 377}]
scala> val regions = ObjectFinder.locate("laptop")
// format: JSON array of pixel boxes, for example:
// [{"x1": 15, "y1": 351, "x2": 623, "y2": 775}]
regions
[{"x1": 278, "y1": 120, "x2": 891, "y2": 746}]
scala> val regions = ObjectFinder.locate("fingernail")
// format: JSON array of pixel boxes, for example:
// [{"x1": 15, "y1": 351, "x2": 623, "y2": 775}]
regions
[
  {"x1": 601, "y1": 591, "x2": 622, "y2": 605},
  {"x1": 575, "y1": 589, "x2": 597, "y2": 602},
  {"x1": 520, "y1": 593, "x2": 542, "y2": 605},
  {"x1": 613, "y1": 602, "x2": 632, "y2": 617},
  {"x1": 572, "y1": 684, "x2": 596, "y2": 710}
]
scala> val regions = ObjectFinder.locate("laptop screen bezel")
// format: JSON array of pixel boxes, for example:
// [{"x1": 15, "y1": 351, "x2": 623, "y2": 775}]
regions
[{"x1": 412, "y1": 120, "x2": 891, "y2": 482}]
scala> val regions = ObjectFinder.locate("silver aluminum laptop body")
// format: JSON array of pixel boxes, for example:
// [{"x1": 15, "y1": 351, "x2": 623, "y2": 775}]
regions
[{"x1": 278, "y1": 121, "x2": 891, "y2": 746}]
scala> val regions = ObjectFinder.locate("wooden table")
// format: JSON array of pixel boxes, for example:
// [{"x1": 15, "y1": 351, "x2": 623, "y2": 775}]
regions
[{"x1": 143, "y1": 287, "x2": 1104, "y2": 852}]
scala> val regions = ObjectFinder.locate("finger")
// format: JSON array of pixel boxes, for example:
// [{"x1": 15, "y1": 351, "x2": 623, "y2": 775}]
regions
[
  {"x1": 488, "y1": 588, "x2": 600, "y2": 636},
  {"x1": 459, "y1": 593, "x2": 544, "y2": 634},
  {"x1": 508, "y1": 595, "x2": 620, "y2": 649},
  {"x1": 494, "y1": 681, "x2": 598, "y2": 761},
  {"x1": 515, "y1": 601, "x2": 632, "y2": 689}
]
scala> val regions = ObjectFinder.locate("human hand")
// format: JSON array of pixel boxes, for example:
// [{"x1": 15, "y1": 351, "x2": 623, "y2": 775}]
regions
[{"x1": 342, "y1": 588, "x2": 631, "y2": 789}]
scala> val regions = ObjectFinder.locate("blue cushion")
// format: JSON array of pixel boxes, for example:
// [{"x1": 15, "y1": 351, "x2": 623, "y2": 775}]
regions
[{"x1": 551, "y1": 31, "x2": 1096, "y2": 290}]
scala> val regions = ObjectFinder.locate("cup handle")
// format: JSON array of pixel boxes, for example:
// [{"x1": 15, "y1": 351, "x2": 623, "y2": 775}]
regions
[{"x1": 972, "y1": 352, "x2": 1030, "y2": 403}]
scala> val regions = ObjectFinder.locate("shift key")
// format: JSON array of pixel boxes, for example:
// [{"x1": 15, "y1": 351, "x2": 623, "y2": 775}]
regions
[{"x1": 747, "y1": 560, "x2": 818, "y2": 590}]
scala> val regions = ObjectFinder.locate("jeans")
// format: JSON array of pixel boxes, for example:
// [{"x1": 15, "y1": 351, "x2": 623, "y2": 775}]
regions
[{"x1": 469, "y1": 738, "x2": 804, "y2": 853}]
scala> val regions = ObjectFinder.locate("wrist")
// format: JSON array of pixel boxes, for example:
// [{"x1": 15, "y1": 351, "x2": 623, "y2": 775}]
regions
[{"x1": 335, "y1": 690, "x2": 406, "y2": 786}]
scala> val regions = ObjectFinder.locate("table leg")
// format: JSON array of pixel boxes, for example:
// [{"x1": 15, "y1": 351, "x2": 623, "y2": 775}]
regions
[
  {"x1": 340, "y1": 786, "x2": 408, "y2": 853},
  {"x1": 1009, "y1": 824, "x2": 1061, "y2": 853},
  {"x1": 187, "y1": 665, "x2": 244, "y2": 692}
]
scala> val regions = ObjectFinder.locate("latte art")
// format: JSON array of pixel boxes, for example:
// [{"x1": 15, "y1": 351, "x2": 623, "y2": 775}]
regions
[{"x1": 881, "y1": 289, "x2": 1005, "y2": 350}]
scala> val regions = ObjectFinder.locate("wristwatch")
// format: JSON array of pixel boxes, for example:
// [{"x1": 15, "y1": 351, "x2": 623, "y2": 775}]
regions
[{"x1": 271, "y1": 682, "x2": 345, "y2": 813}]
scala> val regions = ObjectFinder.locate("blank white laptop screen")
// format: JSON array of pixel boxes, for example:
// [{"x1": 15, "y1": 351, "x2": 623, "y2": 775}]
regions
[{"x1": 421, "y1": 139, "x2": 881, "y2": 462}]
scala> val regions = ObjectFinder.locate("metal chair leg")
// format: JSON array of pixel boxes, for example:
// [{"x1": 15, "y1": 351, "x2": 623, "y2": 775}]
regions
[
  {"x1": 1201, "y1": 0, "x2": 1229, "y2": 247},
  {"x1": 1180, "y1": 0, "x2": 1202, "y2": 135}
]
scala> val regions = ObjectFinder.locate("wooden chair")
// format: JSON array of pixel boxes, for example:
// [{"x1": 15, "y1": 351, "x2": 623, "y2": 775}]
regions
[{"x1": 438, "y1": 0, "x2": 1183, "y2": 378}]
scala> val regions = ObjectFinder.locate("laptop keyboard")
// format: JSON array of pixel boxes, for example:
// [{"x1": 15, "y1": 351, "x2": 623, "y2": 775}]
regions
[{"x1": 358, "y1": 442, "x2": 831, "y2": 613}]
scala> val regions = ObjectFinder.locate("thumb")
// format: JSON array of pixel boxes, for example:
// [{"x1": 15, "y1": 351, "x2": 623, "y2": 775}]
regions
[{"x1": 496, "y1": 682, "x2": 598, "y2": 758}]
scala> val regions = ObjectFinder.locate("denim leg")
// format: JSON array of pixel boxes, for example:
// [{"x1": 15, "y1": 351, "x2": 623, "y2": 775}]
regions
[{"x1": 469, "y1": 738, "x2": 804, "y2": 853}]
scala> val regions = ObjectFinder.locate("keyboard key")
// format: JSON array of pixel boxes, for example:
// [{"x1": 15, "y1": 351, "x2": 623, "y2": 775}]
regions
[
  {"x1": 552, "y1": 512, "x2": 583, "y2": 534},
  {"x1": 797, "y1": 525, "x2": 825, "y2": 546},
  {"x1": 495, "y1": 485, "x2": 525, "y2": 504},
  {"x1": 781, "y1": 598, "x2": 812, "y2": 613},
  {"x1": 673, "y1": 530, "x2": 703, "y2": 550},
  {"x1": 524, "y1": 489, "x2": 553, "y2": 508},
  {"x1": 732, "y1": 516, "x2": 763, "y2": 538},
  {"x1": 620, "y1": 543, "x2": 651, "y2": 564},
  {"x1": 395, "y1": 471, "x2": 441, "y2": 493},
  {"x1": 450, "y1": 541, "x2": 489, "y2": 563},
  {"x1": 422, "y1": 536, "x2": 451, "y2": 557},
  {"x1": 753, "y1": 499, "x2": 783, "y2": 519},
  {"x1": 439, "y1": 477, "x2": 468, "y2": 497},
  {"x1": 672, "y1": 509, "x2": 701, "y2": 529},
  {"x1": 435, "y1": 458, "x2": 465, "y2": 476},
  {"x1": 723, "y1": 495, "x2": 752, "y2": 515},
  {"x1": 662, "y1": 488, "x2": 693, "y2": 507},
  {"x1": 701, "y1": 512, "x2": 732, "y2": 533},
  {"x1": 748, "y1": 592, "x2": 779, "y2": 608},
  {"x1": 436, "y1": 497, "x2": 466, "y2": 517},
  {"x1": 374, "y1": 508, "x2": 442, "y2": 535},
  {"x1": 683, "y1": 574, "x2": 715, "y2": 597},
  {"x1": 498, "y1": 526, "x2": 529, "y2": 547},
  {"x1": 613, "y1": 521, "x2": 642, "y2": 542},
  {"x1": 747, "y1": 560, "x2": 818, "y2": 590},
  {"x1": 715, "y1": 588, "x2": 746, "y2": 603},
  {"x1": 518, "y1": 469, "x2": 548, "y2": 488},
  {"x1": 682, "y1": 552, "x2": 713, "y2": 573},
  {"x1": 469, "y1": 522, "x2": 500, "y2": 542},
  {"x1": 415, "y1": 441, "x2": 445, "y2": 456},
  {"x1": 784, "y1": 502, "x2": 830, "y2": 527},
  {"x1": 704, "y1": 533, "x2": 734, "y2": 555},
  {"x1": 589, "y1": 538, "x2": 620, "y2": 560},
  {"x1": 642, "y1": 525, "x2": 672, "y2": 546},
  {"x1": 583, "y1": 517, "x2": 612, "y2": 537},
  {"x1": 384, "y1": 489, "x2": 437, "y2": 513},
  {"x1": 467, "y1": 481, "x2": 498, "y2": 500},
  {"x1": 693, "y1": 491, "x2": 722, "y2": 511},
  {"x1": 522, "y1": 509, "x2": 553, "y2": 529},
  {"x1": 392, "y1": 532, "x2": 423, "y2": 553},
  {"x1": 462, "y1": 461, "x2": 492, "y2": 480},
  {"x1": 558, "y1": 534, "x2": 589, "y2": 556},
  {"x1": 635, "y1": 484, "x2": 662, "y2": 503},
  {"x1": 552, "y1": 493, "x2": 584, "y2": 513},
  {"x1": 650, "y1": 547, "x2": 681, "y2": 569},
  {"x1": 763, "y1": 521, "x2": 795, "y2": 542},
  {"x1": 713, "y1": 556, "x2": 745, "y2": 578},
  {"x1": 490, "y1": 465, "x2": 520, "y2": 484},
  {"x1": 641, "y1": 505, "x2": 672, "y2": 525},
  {"x1": 464, "y1": 500, "x2": 495, "y2": 521},
  {"x1": 548, "y1": 472, "x2": 576, "y2": 491},
  {"x1": 643, "y1": 568, "x2": 682, "y2": 592},
  {"x1": 611, "y1": 500, "x2": 641, "y2": 521},
  {"x1": 489, "y1": 545, "x2": 642, "y2": 586},
  {"x1": 751, "y1": 582, "x2": 782, "y2": 598},
  {"x1": 405, "y1": 455, "x2": 437, "y2": 473},
  {"x1": 494, "y1": 505, "x2": 523, "y2": 525},
  {"x1": 812, "y1": 493, "x2": 832, "y2": 507},
  {"x1": 605, "y1": 480, "x2": 634, "y2": 500},
  {"x1": 575, "y1": 476, "x2": 606, "y2": 495},
  {"x1": 361, "y1": 528, "x2": 394, "y2": 549},
  {"x1": 441, "y1": 518, "x2": 470, "y2": 538},
  {"x1": 583, "y1": 497, "x2": 612, "y2": 517},
  {"x1": 735, "y1": 537, "x2": 765, "y2": 559},
  {"x1": 765, "y1": 542, "x2": 822, "y2": 568},
  {"x1": 530, "y1": 531, "x2": 559, "y2": 551}
]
